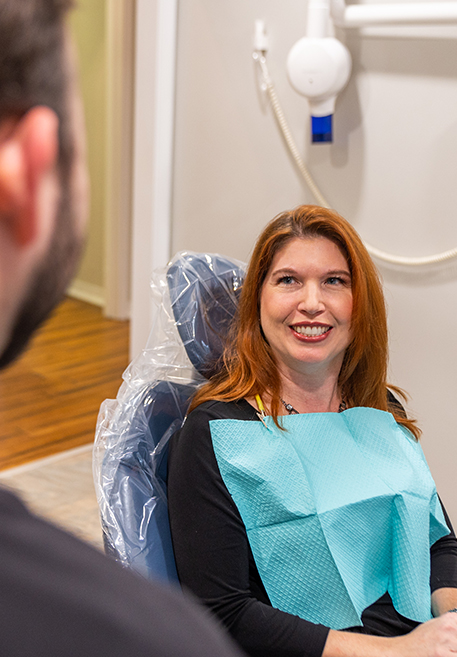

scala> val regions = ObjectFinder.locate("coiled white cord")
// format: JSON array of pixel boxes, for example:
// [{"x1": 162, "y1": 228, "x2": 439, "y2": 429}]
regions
[{"x1": 254, "y1": 50, "x2": 457, "y2": 266}]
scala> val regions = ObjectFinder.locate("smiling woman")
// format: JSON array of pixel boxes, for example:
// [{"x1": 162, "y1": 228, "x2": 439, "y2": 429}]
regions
[
  {"x1": 167, "y1": 205, "x2": 457, "y2": 657},
  {"x1": 188, "y1": 205, "x2": 406, "y2": 431},
  {"x1": 259, "y1": 236, "x2": 353, "y2": 411}
]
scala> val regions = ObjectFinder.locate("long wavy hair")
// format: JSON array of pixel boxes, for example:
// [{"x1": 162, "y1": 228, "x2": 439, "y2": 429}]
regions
[{"x1": 190, "y1": 205, "x2": 420, "y2": 439}]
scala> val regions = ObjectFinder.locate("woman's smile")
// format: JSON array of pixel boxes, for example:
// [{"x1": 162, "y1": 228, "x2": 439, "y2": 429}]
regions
[
  {"x1": 290, "y1": 323, "x2": 332, "y2": 340},
  {"x1": 260, "y1": 236, "x2": 353, "y2": 377}
]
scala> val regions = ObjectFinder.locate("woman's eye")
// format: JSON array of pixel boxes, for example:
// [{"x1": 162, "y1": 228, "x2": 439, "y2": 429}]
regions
[
  {"x1": 326, "y1": 276, "x2": 348, "y2": 286},
  {"x1": 278, "y1": 275, "x2": 295, "y2": 285}
]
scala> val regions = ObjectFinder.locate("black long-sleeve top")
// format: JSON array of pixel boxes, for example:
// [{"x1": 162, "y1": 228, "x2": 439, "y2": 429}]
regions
[{"x1": 168, "y1": 399, "x2": 457, "y2": 657}]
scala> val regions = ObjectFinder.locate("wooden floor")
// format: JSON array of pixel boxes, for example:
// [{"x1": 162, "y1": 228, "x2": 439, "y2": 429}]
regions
[{"x1": 0, "y1": 297, "x2": 129, "y2": 470}]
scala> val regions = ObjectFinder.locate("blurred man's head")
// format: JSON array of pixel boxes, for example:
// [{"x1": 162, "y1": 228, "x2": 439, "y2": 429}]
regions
[{"x1": 0, "y1": 0, "x2": 87, "y2": 367}]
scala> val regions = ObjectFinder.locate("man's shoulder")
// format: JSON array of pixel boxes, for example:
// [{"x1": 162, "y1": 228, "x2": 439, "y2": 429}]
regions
[{"x1": 0, "y1": 487, "x2": 243, "y2": 657}]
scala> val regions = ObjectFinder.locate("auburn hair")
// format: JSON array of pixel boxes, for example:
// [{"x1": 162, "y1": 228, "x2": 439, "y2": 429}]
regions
[{"x1": 190, "y1": 205, "x2": 420, "y2": 439}]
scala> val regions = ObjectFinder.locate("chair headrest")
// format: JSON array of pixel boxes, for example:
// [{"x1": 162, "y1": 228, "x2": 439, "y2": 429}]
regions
[{"x1": 167, "y1": 253, "x2": 245, "y2": 379}]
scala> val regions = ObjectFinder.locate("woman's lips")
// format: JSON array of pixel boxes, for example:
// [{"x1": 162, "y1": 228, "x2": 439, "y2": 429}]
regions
[{"x1": 290, "y1": 324, "x2": 332, "y2": 342}]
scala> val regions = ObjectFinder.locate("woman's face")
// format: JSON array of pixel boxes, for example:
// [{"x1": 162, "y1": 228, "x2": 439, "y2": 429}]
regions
[{"x1": 259, "y1": 236, "x2": 353, "y2": 381}]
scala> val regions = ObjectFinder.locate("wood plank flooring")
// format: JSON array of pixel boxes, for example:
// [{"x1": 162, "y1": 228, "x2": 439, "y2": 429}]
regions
[{"x1": 0, "y1": 297, "x2": 129, "y2": 470}]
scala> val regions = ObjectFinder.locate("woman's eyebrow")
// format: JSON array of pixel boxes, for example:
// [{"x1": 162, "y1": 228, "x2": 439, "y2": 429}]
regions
[
  {"x1": 271, "y1": 267, "x2": 351, "y2": 277},
  {"x1": 325, "y1": 269, "x2": 351, "y2": 277},
  {"x1": 270, "y1": 267, "x2": 297, "y2": 276}
]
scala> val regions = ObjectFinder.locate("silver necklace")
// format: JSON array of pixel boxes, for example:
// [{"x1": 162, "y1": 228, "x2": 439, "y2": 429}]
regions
[{"x1": 280, "y1": 398, "x2": 347, "y2": 414}]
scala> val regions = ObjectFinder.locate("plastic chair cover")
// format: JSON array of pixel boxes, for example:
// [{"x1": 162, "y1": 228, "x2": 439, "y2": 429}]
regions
[{"x1": 93, "y1": 251, "x2": 245, "y2": 582}]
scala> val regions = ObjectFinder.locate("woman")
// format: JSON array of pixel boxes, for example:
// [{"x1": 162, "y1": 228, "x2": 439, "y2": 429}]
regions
[{"x1": 168, "y1": 205, "x2": 457, "y2": 657}]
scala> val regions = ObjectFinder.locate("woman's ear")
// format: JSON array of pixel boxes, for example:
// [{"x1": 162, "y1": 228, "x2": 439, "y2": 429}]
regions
[{"x1": 0, "y1": 106, "x2": 59, "y2": 247}]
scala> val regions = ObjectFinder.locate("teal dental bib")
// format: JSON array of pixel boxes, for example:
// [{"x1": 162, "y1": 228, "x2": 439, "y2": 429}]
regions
[{"x1": 209, "y1": 407, "x2": 449, "y2": 630}]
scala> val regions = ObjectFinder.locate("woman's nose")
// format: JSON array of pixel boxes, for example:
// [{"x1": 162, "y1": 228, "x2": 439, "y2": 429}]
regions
[{"x1": 297, "y1": 283, "x2": 324, "y2": 315}]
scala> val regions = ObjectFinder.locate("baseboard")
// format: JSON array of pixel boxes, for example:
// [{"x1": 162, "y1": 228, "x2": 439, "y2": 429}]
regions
[{"x1": 68, "y1": 279, "x2": 105, "y2": 308}]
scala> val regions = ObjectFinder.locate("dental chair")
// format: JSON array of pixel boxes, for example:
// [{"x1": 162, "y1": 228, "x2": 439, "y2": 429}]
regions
[{"x1": 93, "y1": 252, "x2": 245, "y2": 583}]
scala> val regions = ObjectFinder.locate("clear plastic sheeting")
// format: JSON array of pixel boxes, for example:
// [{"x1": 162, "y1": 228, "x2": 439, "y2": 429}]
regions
[{"x1": 93, "y1": 252, "x2": 246, "y2": 582}]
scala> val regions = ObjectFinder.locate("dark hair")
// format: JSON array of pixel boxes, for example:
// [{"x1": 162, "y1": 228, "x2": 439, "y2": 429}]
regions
[
  {"x1": 191, "y1": 205, "x2": 420, "y2": 439},
  {"x1": 0, "y1": 0, "x2": 85, "y2": 370},
  {"x1": 0, "y1": 0, "x2": 75, "y2": 179}
]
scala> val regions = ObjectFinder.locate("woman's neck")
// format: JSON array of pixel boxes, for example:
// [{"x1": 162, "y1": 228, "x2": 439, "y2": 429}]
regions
[
  {"x1": 277, "y1": 365, "x2": 342, "y2": 414},
  {"x1": 280, "y1": 381, "x2": 341, "y2": 414},
  {"x1": 247, "y1": 376, "x2": 342, "y2": 416}
]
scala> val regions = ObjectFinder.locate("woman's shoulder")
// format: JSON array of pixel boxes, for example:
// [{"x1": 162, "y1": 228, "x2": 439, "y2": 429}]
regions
[
  {"x1": 169, "y1": 399, "x2": 258, "y2": 471},
  {"x1": 187, "y1": 398, "x2": 259, "y2": 424},
  {"x1": 171, "y1": 399, "x2": 257, "y2": 452}
]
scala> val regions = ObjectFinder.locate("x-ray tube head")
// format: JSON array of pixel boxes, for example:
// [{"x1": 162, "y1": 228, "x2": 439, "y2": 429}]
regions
[{"x1": 287, "y1": 36, "x2": 352, "y2": 142}]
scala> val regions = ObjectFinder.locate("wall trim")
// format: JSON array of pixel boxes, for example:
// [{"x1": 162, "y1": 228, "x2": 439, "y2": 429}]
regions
[
  {"x1": 104, "y1": 0, "x2": 135, "y2": 320},
  {"x1": 68, "y1": 279, "x2": 105, "y2": 308}
]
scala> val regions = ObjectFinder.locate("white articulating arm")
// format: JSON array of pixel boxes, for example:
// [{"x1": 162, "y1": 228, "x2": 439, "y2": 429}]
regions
[{"x1": 331, "y1": 0, "x2": 457, "y2": 27}]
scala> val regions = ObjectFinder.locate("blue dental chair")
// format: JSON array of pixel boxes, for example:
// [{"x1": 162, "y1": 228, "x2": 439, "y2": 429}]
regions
[{"x1": 94, "y1": 252, "x2": 245, "y2": 582}]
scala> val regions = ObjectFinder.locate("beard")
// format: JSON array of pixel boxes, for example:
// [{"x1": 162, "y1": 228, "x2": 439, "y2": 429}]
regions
[{"x1": 0, "y1": 182, "x2": 85, "y2": 369}]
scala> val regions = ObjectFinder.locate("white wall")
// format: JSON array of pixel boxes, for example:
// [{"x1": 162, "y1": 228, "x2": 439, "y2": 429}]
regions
[{"x1": 170, "y1": 0, "x2": 457, "y2": 521}]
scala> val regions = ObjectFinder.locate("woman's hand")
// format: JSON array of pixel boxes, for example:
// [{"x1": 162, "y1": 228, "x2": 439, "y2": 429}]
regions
[
  {"x1": 394, "y1": 613, "x2": 457, "y2": 657},
  {"x1": 323, "y1": 612, "x2": 457, "y2": 657}
]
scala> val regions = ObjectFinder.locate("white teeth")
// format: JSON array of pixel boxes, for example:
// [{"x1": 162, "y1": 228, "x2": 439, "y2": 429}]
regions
[{"x1": 293, "y1": 325, "x2": 330, "y2": 337}]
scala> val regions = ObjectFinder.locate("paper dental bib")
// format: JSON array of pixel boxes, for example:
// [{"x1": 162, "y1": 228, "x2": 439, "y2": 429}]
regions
[{"x1": 210, "y1": 407, "x2": 449, "y2": 630}]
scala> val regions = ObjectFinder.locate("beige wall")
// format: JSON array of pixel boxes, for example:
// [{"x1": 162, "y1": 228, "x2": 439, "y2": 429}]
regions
[
  {"x1": 68, "y1": 0, "x2": 108, "y2": 303},
  {"x1": 171, "y1": 1, "x2": 457, "y2": 520}
]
